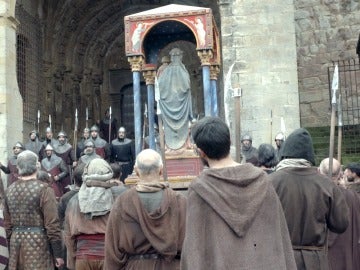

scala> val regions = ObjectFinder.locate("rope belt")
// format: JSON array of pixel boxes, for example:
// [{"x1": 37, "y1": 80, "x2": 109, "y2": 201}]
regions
[
  {"x1": 128, "y1": 253, "x2": 181, "y2": 260},
  {"x1": 293, "y1": 245, "x2": 325, "y2": 251}
]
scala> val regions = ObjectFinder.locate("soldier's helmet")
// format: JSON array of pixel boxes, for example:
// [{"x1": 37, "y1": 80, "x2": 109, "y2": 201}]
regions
[
  {"x1": 46, "y1": 127, "x2": 52, "y2": 133},
  {"x1": 57, "y1": 131, "x2": 67, "y2": 138},
  {"x1": 84, "y1": 128, "x2": 90, "y2": 133},
  {"x1": 13, "y1": 142, "x2": 25, "y2": 150},
  {"x1": 90, "y1": 125, "x2": 99, "y2": 132},
  {"x1": 275, "y1": 132, "x2": 286, "y2": 141},
  {"x1": 118, "y1": 127, "x2": 126, "y2": 133},
  {"x1": 45, "y1": 144, "x2": 54, "y2": 151},
  {"x1": 241, "y1": 134, "x2": 252, "y2": 142},
  {"x1": 84, "y1": 141, "x2": 95, "y2": 148}
]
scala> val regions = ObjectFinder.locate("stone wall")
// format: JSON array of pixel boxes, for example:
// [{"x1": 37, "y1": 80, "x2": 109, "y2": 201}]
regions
[
  {"x1": 219, "y1": 0, "x2": 300, "y2": 148},
  {"x1": 0, "y1": 0, "x2": 23, "y2": 176},
  {"x1": 295, "y1": 0, "x2": 360, "y2": 127}
]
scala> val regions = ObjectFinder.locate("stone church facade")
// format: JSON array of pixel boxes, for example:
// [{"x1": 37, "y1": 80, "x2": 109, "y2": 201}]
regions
[{"x1": 0, "y1": 0, "x2": 358, "y2": 160}]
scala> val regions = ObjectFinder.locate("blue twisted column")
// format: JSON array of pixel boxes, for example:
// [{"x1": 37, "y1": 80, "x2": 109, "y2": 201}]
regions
[
  {"x1": 142, "y1": 67, "x2": 156, "y2": 150},
  {"x1": 128, "y1": 56, "x2": 144, "y2": 155},
  {"x1": 198, "y1": 50, "x2": 214, "y2": 117},
  {"x1": 210, "y1": 64, "x2": 220, "y2": 117}
]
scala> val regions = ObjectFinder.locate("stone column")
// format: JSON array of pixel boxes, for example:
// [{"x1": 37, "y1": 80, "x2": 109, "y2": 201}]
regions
[
  {"x1": 198, "y1": 50, "x2": 213, "y2": 117},
  {"x1": 210, "y1": 64, "x2": 220, "y2": 117},
  {"x1": 0, "y1": 9, "x2": 22, "y2": 165},
  {"x1": 142, "y1": 67, "x2": 156, "y2": 150},
  {"x1": 128, "y1": 56, "x2": 144, "y2": 155}
]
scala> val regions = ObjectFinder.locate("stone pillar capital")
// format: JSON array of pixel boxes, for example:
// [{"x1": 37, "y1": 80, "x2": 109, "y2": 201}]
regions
[
  {"x1": 142, "y1": 65, "x2": 156, "y2": 85},
  {"x1": 197, "y1": 50, "x2": 213, "y2": 66},
  {"x1": 128, "y1": 56, "x2": 144, "y2": 72},
  {"x1": 210, "y1": 64, "x2": 221, "y2": 80}
]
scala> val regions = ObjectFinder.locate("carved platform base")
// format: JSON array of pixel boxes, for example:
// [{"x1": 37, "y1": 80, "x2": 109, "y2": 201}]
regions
[{"x1": 125, "y1": 151, "x2": 203, "y2": 189}]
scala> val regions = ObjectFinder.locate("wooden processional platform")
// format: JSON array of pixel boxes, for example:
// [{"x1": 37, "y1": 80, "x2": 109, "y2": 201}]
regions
[{"x1": 125, "y1": 150, "x2": 203, "y2": 189}]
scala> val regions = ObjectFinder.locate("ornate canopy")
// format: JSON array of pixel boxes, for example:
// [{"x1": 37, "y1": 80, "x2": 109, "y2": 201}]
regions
[{"x1": 124, "y1": 4, "x2": 220, "y2": 65}]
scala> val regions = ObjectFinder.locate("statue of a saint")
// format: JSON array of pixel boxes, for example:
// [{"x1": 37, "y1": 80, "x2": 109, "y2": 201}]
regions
[{"x1": 157, "y1": 48, "x2": 193, "y2": 150}]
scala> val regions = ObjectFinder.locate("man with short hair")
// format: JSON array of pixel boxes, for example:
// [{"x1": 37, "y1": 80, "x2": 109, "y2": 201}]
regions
[
  {"x1": 86, "y1": 125, "x2": 110, "y2": 160},
  {"x1": 3, "y1": 150, "x2": 64, "y2": 269},
  {"x1": 41, "y1": 144, "x2": 68, "y2": 199},
  {"x1": 105, "y1": 149, "x2": 187, "y2": 270},
  {"x1": 269, "y1": 128, "x2": 349, "y2": 270},
  {"x1": 319, "y1": 158, "x2": 360, "y2": 270},
  {"x1": 181, "y1": 117, "x2": 296, "y2": 269},
  {"x1": 110, "y1": 127, "x2": 135, "y2": 182},
  {"x1": 345, "y1": 163, "x2": 360, "y2": 193},
  {"x1": 0, "y1": 142, "x2": 24, "y2": 186}
]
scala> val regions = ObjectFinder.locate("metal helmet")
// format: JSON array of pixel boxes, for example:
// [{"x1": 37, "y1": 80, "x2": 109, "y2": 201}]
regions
[
  {"x1": 45, "y1": 144, "x2": 53, "y2": 151},
  {"x1": 45, "y1": 127, "x2": 52, "y2": 133},
  {"x1": 83, "y1": 127, "x2": 90, "y2": 133},
  {"x1": 241, "y1": 134, "x2": 252, "y2": 142},
  {"x1": 275, "y1": 132, "x2": 285, "y2": 141},
  {"x1": 29, "y1": 130, "x2": 38, "y2": 137},
  {"x1": 57, "y1": 131, "x2": 67, "y2": 138},
  {"x1": 84, "y1": 141, "x2": 95, "y2": 148},
  {"x1": 90, "y1": 125, "x2": 99, "y2": 132},
  {"x1": 118, "y1": 127, "x2": 126, "y2": 133},
  {"x1": 13, "y1": 142, "x2": 24, "y2": 150}
]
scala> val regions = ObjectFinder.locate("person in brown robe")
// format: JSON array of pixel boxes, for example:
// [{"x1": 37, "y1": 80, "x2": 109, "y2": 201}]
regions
[
  {"x1": 64, "y1": 158, "x2": 127, "y2": 270},
  {"x1": 181, "y1": 117, "x2": 296, "y2": 270},
  {"x1": 3, "y1": 150, "x2": 64, "y2": 270},
  {"x1": 105, "y1": 149, "x2": 187, "y2": 270},
  {"x1": 269, "y1": 128, "x2": 349, "y2": 270},
  {"x1": 319, "y1": 158, "x2": 360, "y2": 270}
]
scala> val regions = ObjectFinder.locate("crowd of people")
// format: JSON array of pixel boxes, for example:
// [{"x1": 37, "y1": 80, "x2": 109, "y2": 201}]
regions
[{"x1": 0, "y1": 116, "x2": 359, "y2": 270}]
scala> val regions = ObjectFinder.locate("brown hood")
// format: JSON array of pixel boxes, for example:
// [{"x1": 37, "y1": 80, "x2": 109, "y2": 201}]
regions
[
  {"x1": 191, "y1": 163, "x2": 269, "y2": 237},
  {"x1": 120, "y1": 188, "x2": 185, "y2": 257}
]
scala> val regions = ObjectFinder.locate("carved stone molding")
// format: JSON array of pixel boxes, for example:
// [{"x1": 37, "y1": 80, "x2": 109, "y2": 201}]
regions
[
  {"x1": 197, "y1": 49, "x2": 214, "y2": 66},
  {"x1": 142, "y1": 66, "x2": 156, "y2": 85},
  {"x1": 210, "y1": 64, "x2": 220, "y2": 80},
  {"x1": 128, "y1": 56, "x2": 144, "y2": 72}
]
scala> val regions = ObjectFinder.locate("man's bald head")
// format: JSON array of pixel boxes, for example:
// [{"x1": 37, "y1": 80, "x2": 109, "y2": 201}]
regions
[
  {"x1": 135, "y1": 149, "x2": 163, "y2": 177},
  {"x1": 319, "y1": 158, "x2": 341, "y2": 182}
]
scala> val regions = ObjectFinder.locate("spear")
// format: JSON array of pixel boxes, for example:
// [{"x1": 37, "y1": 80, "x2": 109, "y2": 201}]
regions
[
  {"x1": 337, "y1": 94, "x2": 343, "y2": 164},
  {"x1": 37, "y1": 110, "x2": 40, "y2": 133},
  {"x1": 108, "y1": 106, "x2": 112, "y2": 143},
  {"x1": 233, "y1": 87, "x2": 242, "y2": 163},
  {"x1": 86, "y1": 107, "x2": 89, "y2": 128},
  {"x1": 329, "y1": 64, "x2": 338, "y2": 178},
  {"x1": 74, "y1": 109, "x2": 78, "y2": 160},
  {"x1": 49, "y1": 114, "x2": 52, "y2": 130}
]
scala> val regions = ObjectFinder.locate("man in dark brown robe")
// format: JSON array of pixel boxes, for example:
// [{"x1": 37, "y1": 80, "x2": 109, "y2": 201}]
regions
[
  {"x1": 3, "y1": 150, "x2": 64, "y2": 270},
  {"x1": 64, "y1": 158, "x2": 127, "y2": 270},
  {"x1": 319, "y1": 158, "x2": 360, "y2": 270},
  {"x1": 269, "y1": 128, "x2": 349, "y2": 270},
  {"x1": 181, "y1": 117, "x2": 296, "y2": 270},
  {"x1": 105, "y1": 149, "x2": 186, "y2": 270}
]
